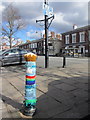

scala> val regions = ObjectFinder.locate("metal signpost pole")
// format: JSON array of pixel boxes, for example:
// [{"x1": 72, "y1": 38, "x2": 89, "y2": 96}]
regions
[
  {"x1": 36, "y1": 0, "x2": 54, "y2": 68},
  {"x1": 45, "y1": 0, "x2": 49, "y2": 68}
]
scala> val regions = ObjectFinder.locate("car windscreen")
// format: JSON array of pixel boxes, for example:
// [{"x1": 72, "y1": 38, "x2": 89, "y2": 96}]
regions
[{"x1": 18, "y1": 49, "x2": 27, "y2": 54}]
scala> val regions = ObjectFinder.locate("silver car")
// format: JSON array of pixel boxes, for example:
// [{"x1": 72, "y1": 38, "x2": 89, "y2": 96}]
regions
[{"x1": 0, "y1": 48, "x2": 28, "y2": 66}]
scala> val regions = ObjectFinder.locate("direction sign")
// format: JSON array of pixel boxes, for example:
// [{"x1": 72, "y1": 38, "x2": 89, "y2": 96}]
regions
[{"x1": 43, "y1": 3, "x2": 53, "y2": 17}]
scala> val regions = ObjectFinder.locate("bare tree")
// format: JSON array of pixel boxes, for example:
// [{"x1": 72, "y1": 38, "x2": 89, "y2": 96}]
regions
[{"x1": 2, "y1": 4, "x2": 26, "y2": 48}]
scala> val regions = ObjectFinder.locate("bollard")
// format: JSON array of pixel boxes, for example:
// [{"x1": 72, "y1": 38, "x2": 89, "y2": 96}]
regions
[
  {"x1": 23, "y1": 52, "x2": 37, "y2": 116},
  {"x1": 62, "y1": 56, "x2": 66, "y2": 68}
]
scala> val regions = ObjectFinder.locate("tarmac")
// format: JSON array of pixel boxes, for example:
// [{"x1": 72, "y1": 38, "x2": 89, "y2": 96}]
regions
[{"x1": 0, "y1": 57, "x2": 89, "y2": 119}]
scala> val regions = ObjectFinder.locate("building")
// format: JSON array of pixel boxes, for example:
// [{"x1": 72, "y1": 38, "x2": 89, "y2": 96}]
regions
[
  {"x1": 0, "y1": 43, "x2": 10, "y2": 50},
  {"x1": 0, "y1": 38, "x2": 23, "y2": 50},
  {"x1": 43, "y1": 31, "x2": 62, "y2": 40},
  {"x1": 62, "y1": 25, "x2": 90, "y2": 57},
  {"x1": 19, "y1": 37, "x2": 62, "y2": 56}
]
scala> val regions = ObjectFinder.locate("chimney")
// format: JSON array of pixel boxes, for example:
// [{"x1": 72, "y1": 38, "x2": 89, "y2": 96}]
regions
[
  {"x1": 51, "y1": 31, "x2": 55, "y2": 38},
  {"x1": 73, "y1": 24, "x2": 77, "y2": 30},
  {"x1": 56, "y1": 34, "x2": 60, "y2": 39}
]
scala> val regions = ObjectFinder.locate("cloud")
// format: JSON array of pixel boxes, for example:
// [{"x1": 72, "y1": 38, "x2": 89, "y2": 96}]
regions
[
  {"x1": 54, "y1": 12, "x2": 71, "y2": 25},
  {"x1": 2, "y1": 0, "x2": 90, "y2": 2},
  {"x1": 0, "y1": 4, "x2": 5, "y2": 12},
  {"x1": 1, "y1": 1, "x2": 89, "y2": 41},
  {"x1": 26, "y1": 30, "x2": 43, "y2": 40}
]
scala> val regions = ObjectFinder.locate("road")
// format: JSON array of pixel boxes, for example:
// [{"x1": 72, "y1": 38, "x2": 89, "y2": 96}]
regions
[{"x1": 37, "y1": 56, "x2": 88, "y2": 70}]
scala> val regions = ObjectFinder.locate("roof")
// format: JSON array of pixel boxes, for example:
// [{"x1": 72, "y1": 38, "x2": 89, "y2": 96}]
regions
[
  {"x1": 18, "y1": 37, "x2": 61, "y2": 46},
  {"x1": 61, "y1": 25, "x2": 90, "y2": 35}
]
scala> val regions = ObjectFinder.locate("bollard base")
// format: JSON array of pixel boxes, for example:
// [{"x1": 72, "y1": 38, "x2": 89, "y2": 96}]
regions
[{"x1": 23, "y1": 105, "x2": 36, "y2": 116}]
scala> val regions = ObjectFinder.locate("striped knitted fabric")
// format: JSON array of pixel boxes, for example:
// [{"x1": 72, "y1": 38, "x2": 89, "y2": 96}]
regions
[
  {"x1": 24, "y1": 53, "x2": 37, "y2": 107},
  {"x1": 26, "y1": 75, "x2": 36, "y2": 85}
]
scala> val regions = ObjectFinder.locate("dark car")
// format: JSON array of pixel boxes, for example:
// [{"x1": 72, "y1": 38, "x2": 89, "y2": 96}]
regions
[{"x1": 0, "y1": 48, "x2": 28, "y2": 66}]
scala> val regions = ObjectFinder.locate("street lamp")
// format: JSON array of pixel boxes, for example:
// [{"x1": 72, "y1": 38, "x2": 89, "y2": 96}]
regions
[{"x1": 36, "y1": 31, "x2": 42, "y2": 39}]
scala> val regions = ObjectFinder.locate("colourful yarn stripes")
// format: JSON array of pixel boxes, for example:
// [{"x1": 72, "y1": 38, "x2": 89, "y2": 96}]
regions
[
  {"x1": 26, "y1": 81, "x2": 35, "y2": 85},
  {"x1": 25, "y1": 84, "x2": 36, "y2": 89},
  {"x1": 26, "y1": 75, "x2": 36, "y2": 79},
  {"x1": 26, "y1": 78, "x2": 35, "y2": 81},
  {"x1": 26, "y1": 75, "x2": 36, "y2": 86},
  {"x1": 25, "y1": 99, "x2": 37, "y2": 106},
  {"x1": 24, "y1": 59, "x2": 37, "y2": 107}
]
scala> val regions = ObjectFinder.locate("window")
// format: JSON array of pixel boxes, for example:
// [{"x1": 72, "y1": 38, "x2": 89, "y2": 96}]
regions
[
  {"x1": 3, "y1": 50, "x2": 12, "y2": 56},
  {"x1": 65, "y1": 35, "x2": 69, "y2": 44},
  {"x1": 31, "y1": 44, "x2": 33, "y2": 48},
  {"x1": 79, "y1": 32, "x2": 85, "y2": 42},
  {"x1": 19, "y1": 49, "x2": 27, "y2": 54},
  {"x1": 89, "y1": 31, "x2": 90, "y2": 41},
  {"x1": 44, "y1": 41, "x2": 45, "y2": 45},
  {"x1": 34, "y1": 43, "x2": 37, "y2": 48},
  {"x1": 3, "y1": 49, "x2": 18, "y2": 56},
  {"x1": 48, "y1": 43, "x2": 52, "y2": 46},
  {"x1": 72, "y1": 34, "x2": 76, "y2": 43},
  {"x1": 29, "y1": 44, "x2": 31, "y2": 48},
  {"x1": 32, "y1": 44, "x2": 34, "y2": 48}
]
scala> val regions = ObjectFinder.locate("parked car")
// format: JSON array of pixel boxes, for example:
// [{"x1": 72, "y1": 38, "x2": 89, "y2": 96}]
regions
[{"x1": 0, "y1": 48, "x2": 29, "y2": 66}]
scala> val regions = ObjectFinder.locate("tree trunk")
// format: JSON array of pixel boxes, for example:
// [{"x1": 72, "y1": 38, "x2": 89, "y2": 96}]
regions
[{"x1": 9, "y1": 36, "x2": 12, "y2": 48}]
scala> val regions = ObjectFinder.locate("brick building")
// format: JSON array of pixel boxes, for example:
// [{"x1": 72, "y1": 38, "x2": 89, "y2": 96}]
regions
[
  {"x1": 19, "y1": 37, "x2": 62, "y2": 56},
  {"x1": 0, "y1": 43, "x2": 10, "y2": 50},
  {"x1": 43, "y1": 31, "x2": 62, "y2": 40},
  {"x1": 62, "y1": 25, "x2": 90, "y2": 57}
]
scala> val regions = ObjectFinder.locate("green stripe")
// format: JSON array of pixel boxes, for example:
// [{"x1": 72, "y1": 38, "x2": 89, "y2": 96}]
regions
[
  {"x1": 25, "y1": 99, "x2": 37, "y2": 106},
  {"x1": 25, "y1": 99, "x2": 37, "y2": 103},
  {"x1": 26, "y1": 78, "x2": 35, "y2": 81}
]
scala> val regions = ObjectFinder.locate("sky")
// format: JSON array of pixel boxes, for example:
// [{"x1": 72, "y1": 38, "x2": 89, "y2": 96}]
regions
[{"x1": 0, "y1": 0, "x2": 90, "y2": 43}]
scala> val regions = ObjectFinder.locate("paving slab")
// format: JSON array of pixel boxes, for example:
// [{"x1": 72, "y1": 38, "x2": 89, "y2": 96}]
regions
[
  {"x1": 53, "y1": 102, "x2": 88, "y2": 118},
  {"x1": 69, "y1": 89, "x2": 88, "y2": 98},
  {"x1": 34, "y1": 95, "x2": 71, "y2": 118},
  {"x1": 54, "y1": 83, "x2": 77, "y2": 91}
]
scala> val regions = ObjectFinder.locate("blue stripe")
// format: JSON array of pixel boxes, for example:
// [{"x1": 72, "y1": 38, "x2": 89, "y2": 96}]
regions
[
  {"x1": 26, "y1": 62, "x2": 36, "y2": 67},
  {"x1": 25, "y1": 84, "x2": 36, "y2": 89},
  {"x1": 26, "y1": 81, "x2": 35, "y2": 85},
  {"x1": 26, "y1": 65, "x2": 36, "y2": 68}
]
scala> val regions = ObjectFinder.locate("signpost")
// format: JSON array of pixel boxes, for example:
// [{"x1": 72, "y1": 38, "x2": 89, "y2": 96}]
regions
[{"x1": 36, "y1": 0, "x2": 54, "y2": 68}]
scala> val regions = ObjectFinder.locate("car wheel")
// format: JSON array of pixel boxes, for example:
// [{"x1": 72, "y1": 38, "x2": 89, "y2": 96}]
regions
[{"x1": 1, "y1": 61, "x2": 4, "y2": 67}]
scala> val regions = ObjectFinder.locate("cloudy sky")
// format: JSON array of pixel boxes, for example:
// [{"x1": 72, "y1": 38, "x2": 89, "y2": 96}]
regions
[{"x1": 1, "y1": 0, "x2": 89, "y2": 42}]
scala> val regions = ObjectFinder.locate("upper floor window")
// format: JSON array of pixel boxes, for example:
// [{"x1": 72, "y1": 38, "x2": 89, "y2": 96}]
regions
[
  {"x1": 72, "y1": 34, "x2": 76, "y2": 43},
  {"x1": 89, "y1": 31, "x2": 90, "y2": 41},
  {"x1": 34, "y1": 43, "x2": 37, "y2": 48},
  {"x1": 33, "y1": 44, "x2": 34, "y2": 48},
  {"x1": 29, "y1": 44, "x2": 31, "y2": 48},
  {"x1": 79, "y1": 32, "x2": 85, "y2": 42},
  {"x1": 31, "y1": 44, "x2": 33, "y2": 48},
  {"x1": 65, "y1": 35, "x2": 69, "y2": 44}
]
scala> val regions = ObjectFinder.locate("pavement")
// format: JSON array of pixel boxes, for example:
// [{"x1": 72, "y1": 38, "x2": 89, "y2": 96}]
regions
[{"x1": 0, "y1": 57, "x2": 89, "y2": 119}]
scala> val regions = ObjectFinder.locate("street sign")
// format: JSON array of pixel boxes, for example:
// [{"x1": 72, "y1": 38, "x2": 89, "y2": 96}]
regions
[
  {"x1": 43, "y1": 3, "x2": 53, "y2": 17},
  {"x1": 48, "y1": 7, "x2": 53, "y2": 16}
]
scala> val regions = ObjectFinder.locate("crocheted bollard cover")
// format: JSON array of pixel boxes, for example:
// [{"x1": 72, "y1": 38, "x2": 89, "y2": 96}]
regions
[{"x1": 23, "y1": 53, "x2": 37, "y2": 116}]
